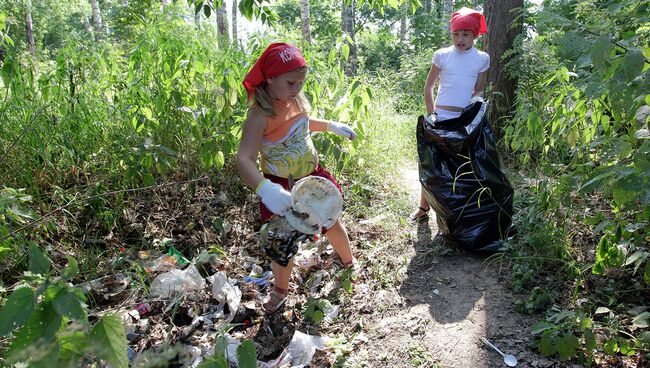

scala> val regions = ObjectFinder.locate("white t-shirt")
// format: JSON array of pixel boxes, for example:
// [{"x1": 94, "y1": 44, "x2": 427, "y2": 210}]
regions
[{"x1": 432, "y1": 46, "x2": 490, "y2": 108}]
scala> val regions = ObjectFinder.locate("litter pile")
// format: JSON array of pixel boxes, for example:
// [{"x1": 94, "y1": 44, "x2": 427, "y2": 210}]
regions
[{"x1": 79, "y1": 236, "x2": 354, "y2": 367}]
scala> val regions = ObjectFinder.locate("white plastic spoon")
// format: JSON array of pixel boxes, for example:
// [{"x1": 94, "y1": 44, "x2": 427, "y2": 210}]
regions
[{"x1": 480, "y1": 337, "x2": 518, "y2": 367}]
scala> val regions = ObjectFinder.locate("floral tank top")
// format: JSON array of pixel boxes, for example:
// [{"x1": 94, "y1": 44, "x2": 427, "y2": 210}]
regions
[{"x1": 259, "y1": 100, "x2": 319, "y2": 178}]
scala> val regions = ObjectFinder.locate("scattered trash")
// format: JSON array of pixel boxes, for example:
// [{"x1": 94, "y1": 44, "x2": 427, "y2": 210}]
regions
[
  {"x1": 307, "y1": 270, "x2": 329, "y2": 295},
  {"x1": 209, "y1": 271, "x2": 242, "y2": 322},
  {"x1": 134, "y1": 302, "x2": 152, "y2": 317},
  {"x1": 150, "y1": 264, "x2": 206, "y2": 298},
  {"x1": 195, "y1": 249, "x2": 222, "y2": 275},
  {"x1": 141, "y1": 254, "x2": 177, "y2": 273},
  {"x1": 295, "y1": 247, "x2": 320, "y2": 270},
  {"x1": 127, "y1": 346, "x2": 137, "y2": 362},
  {"x1": 244, "y1": 270, "x2": 272, "y2": 287},
  {"x1": 258, "y1": 330, "x2": 330, "y2": 368},
  {"x1": 76, "y1": 272, "x2": 132, "y2": 305},
  {"x1": 481, "y1": 337, "x2": 518, "y2": 367},
  {"x1": 166, "y1": 245, "x2": 190, "y2": 267}
]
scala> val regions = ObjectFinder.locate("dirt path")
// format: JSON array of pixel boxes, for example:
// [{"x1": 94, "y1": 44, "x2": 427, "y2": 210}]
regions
[{"x1": 347, "y1": 162, "x2": 552, "y2": 368}]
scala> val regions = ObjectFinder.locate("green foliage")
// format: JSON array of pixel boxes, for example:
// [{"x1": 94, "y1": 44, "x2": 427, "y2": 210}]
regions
[
  {"x1": 236, "y1": 340, "x2": 258, "y2": 368},
  {"x1": 531, "y1": 309, "x2": 595, "y2": 362},
  {"x1": 304, "y1": 297, "x2": 333, "y2": 325},
  {"x1": 515, "y1": 286, "x2": 553, "y2": 314},
  {"x1": 504, "y1": 0, "x2": 650, "y2": 363},
  {"x1": 274, "y1": 0, "x2": 340, "y2": 44},
  {"x1": 89, "y1": 315, "x2": 129, "y2": 368},
  {"x1": 0, "y1": 245, "x2": 127, "y2": 367},
  {"x1": 358, "y1": 27, "x2": 402, "y2": 71}
]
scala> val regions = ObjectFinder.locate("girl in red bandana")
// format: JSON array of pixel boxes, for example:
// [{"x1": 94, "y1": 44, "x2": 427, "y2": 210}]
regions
[
  {"x1": 237, "y1": 43, "x2": 357, "y2": 314},
  {"x1": 410, "y1": 7, "x2": 491, "y2": 222}
]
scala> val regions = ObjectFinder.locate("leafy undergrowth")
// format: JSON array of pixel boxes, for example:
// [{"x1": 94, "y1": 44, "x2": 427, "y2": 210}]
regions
[
  {"x1": 0, "y1": 160, "x2": 402, "y2": 366},
  {"x1": 501, "y1": 171, "x2": 650, "y2": 367}
]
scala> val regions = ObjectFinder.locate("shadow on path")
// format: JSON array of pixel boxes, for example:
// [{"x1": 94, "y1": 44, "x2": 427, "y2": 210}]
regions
[{"x1": 396, "y1": 216, "x2": 540, "y2": 367}]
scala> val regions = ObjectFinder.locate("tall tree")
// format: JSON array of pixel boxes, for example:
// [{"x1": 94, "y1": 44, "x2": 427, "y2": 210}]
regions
[
  {"x1": 483, "y1": 0, "x2": 523, "y2": 130},
  {"x1": 216, "y1": 2, "x2": 228, "y2": 45},
  {"x1": 25, "y1": 0, "x2": 35, "y2": 59},
  {"x1": 232, "y1": 0, "x2": 238, "y2": 44},
  {"x1": 399, "y1": 2, "x2": 407, "y2": 45},
  {"x1": 300, "y1": 0, "x2": 311, "y2": 45},
  {"x1": 90, "y1": 0, "x2": 103, "y2": 40},
  {"x1": 341, "y1": 0, "x2": 357, "y2": 76},
  {"x1": 194, "y1": 9, "x2": 202, "y2": 26},
  {"x1": 424, "y1": 0, "x2": 431, "y2": 13},
  {"x1": 442, "y1": 0, "x2": 453, "y2": 32},
  {"x1": 444, "y1": 0, "x2": 453, "y2": 17}
]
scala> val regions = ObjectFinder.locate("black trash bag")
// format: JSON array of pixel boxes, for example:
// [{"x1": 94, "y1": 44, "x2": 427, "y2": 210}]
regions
[{"x1": 416, "y1": 101, "x2": 514, "y2": 252}]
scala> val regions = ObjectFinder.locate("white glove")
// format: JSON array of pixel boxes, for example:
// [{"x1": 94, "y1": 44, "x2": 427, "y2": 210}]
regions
[
  {"x1": 469, "y1": 95, "x2": 484, "y2": 104},
  {"x1": 256, "y1": 179, "x2": 292, "y2": 216},
  {"x1": 327, "y1": 121, "x2": 357, "y2": 140},
  {"x1": 424, "y1": 113, "x2": 437, "y2": 126}
]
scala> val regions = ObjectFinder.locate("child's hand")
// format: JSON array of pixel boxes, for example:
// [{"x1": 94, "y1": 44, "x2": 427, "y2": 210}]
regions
[
  {"x1": 470, "y1": 95, "x2": 484, "y2": 105},
  {"x1": 257, "y1": 179, "x2": 292, "y2": 215},
  {"x1": 327, "y1": 121, "x2": 357, "y2": 140},
  {"x1": 424, "y1": 113, "x2": 437, "y2": 126}
]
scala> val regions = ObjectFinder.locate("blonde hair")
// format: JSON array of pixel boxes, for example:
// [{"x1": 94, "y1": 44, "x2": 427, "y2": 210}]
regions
[{"x1": 253, "y1": 67, "x2": 311, "y2": 117}]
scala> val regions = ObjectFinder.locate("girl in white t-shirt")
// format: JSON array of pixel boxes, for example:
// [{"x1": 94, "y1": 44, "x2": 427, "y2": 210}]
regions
[{"x1": 410, "y1": 7, "x2": 491, "y2": 222}]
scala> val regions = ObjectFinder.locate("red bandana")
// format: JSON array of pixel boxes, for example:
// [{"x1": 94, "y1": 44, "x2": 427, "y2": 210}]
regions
[
  {"x1": 450, "y1": 7, "x2": 488, "y2": 36},
  {"x1": 242, "y1": 43, "x2": 307, "y2": 100}
]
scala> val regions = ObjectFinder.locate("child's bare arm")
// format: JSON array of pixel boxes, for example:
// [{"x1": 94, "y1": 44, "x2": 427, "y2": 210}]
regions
[
  {"x1": 424, "y1": 65, "x2": 441, "y2": 114},
  {"x1": 308, "y1": 117, "x2": 328, "y2": 132},
  {"x1": 473, "y1": 70, "x2": 488, "y2": 97},
  {"x1": 236, "y1": 109, "x2": 266, "y2": 189}
]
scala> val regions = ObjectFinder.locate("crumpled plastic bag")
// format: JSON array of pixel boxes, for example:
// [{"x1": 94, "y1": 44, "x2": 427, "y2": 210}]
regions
[
  {"x1": 208, "y1": 271, "x2": 242, "y2": 322},
  {"x1": 258, "y1": 331, "x2": 329, "y2": 368},
  {"x1": 149, "y1": 264, "x2": 205, "y2": 298}
]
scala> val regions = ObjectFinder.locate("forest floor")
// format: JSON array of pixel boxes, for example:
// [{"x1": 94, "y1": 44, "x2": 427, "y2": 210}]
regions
[
  {"x1": 335, "y1": 162, "x2": 552, "y2": 368},
  {"x1": 90, "y1": 156, "x2": 566, "y2": 368}
]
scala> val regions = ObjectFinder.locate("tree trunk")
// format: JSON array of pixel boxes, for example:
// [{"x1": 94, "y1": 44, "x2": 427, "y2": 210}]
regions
[
  {"x1": 341, "y1": 0, "x2": 357, "y2": 76},
  {"x1": 399, "y1": 3, "x2": 407, "y2": 44},
  {"x1": 232, "y1": 0, "x2": 238, "y2": 44},
  {"x1": 442, "y1": 0, "x2": 453, "y2": 32},
  {"x1": 161, "y1": 0, "x2": 170, "y2": 7},
  {"x1": 424, "y1": 0, "x2": 431, "y2": 14},
  {"x1": 91, "y1": 0, "x2": 103, "y2": 41},
  {"x1": 484, "y1": 0, "x2": 523, "y2": 132},
  {"x1": 195, "y1": 9, "x2": 202, "y2": 27},
  {"x1": 300, "y1": 0, "x2": 312, "y2": 45},
  {"x1": 216, "y1": 3, "x2": 228, "y2": 47},
  {"x1": 444, "y1": 0, "x2": 453, "y2": 17},
  {"x1": 25, "y1": 1, "x2": 35, "y2": 59},
  {"x1": 82, "y1": 14, "x2": 92, "y2": 35}
]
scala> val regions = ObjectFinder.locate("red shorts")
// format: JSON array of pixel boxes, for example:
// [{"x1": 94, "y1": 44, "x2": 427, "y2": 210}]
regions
[{"x1": 260, "y1": 165, "x2": 343, "y2": 231}]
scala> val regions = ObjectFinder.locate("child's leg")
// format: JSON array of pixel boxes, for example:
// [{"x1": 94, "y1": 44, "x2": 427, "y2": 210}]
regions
[
  {"x1": 264, "y1": 258, "x2": 294, "y2": 314},
  {"x1": 409, "y1": 186, "x2": 430, "y2": 220},
  {"x1": 325, "y1": 220, "x2": 354, "y2": 265},
  {"x1": 271, "y1": 258, "x2": 294, "y2": 291}
]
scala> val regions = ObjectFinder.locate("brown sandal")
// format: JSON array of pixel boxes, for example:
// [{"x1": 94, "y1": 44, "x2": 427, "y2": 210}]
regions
[
  {"x1": 409, "y1": 206, "x2": 430, "y2": 222},
  {"x1": 263, "y1": 289, "x2": 287, "y2": 314}
]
